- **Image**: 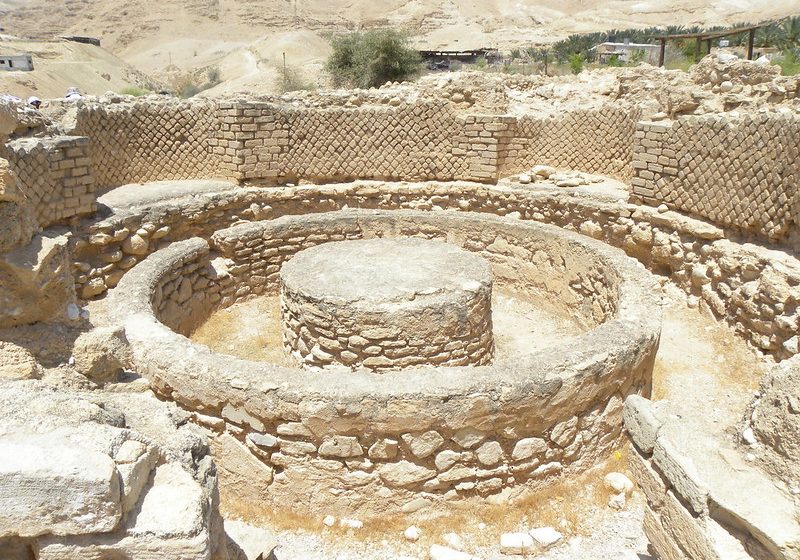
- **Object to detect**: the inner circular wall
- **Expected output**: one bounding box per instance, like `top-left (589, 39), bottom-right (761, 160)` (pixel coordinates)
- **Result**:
top-left (109, 209), bottom-right (662, 517)
top-left (279, 238), bottom-right (494, 370)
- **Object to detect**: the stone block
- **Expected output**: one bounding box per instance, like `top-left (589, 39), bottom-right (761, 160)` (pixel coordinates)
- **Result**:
top-left (653, 436), bottom-right (709, 515)
top-left (623, 395), bottom-right (663, 453)
top-left (0, 435), bottom-right (122, 538)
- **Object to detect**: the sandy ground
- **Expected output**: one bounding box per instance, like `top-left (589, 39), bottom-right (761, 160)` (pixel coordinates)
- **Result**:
top-left (190, 289), bottom-right (584, 366)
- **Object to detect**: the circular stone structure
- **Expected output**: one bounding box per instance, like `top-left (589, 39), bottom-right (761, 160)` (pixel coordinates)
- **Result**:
top-left (279, 238), bottom-right (494, 370)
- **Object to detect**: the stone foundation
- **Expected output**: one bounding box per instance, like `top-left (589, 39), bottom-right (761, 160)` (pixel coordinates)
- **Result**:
top-left (106, 209), bottom-right (661, 516)
top-left (279, 238), bottom-right (494, 371)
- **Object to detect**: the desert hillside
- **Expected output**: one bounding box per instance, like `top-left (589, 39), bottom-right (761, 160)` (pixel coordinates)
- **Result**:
top-left (0, 0), bottom-right (796, 97)
top-left (0, 37), bottom-right (163, 99)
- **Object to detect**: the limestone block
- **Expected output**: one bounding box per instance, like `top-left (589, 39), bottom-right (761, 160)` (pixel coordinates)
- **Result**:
top-left (71, 326), bottom-right (133, 383)
top-left (0, 341), bottom-right (42, 381)
top-left (368, 438), bottom-right (398, 460)
top-left (511, 437), bottom-right (547, 462)
top-left (377, 461), bottom-right (436, 487)
top-left (652, 436), bottom-right (709, 515)
top-left (0, 231), bottom-right (75, 327)
top-left (36, 463), bottom-right (212, 560)
top-left (318, 436), bottom-right (363, 458)
top-left (623, 395), bottom-right (664, 453)
top-left (402, 431), bottom-right (445, 459)
top-left (0, 434), bottom-right (122, 538)
top-left (0, 200), bottom-right (36, 253)
top-left (500, 532), bottom-right (534, 554)
top-left (115, 440), bottom-right (160, 513)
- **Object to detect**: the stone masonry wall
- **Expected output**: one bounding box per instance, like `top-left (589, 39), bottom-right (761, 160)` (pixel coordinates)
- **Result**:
top-left (109, 211), bottom-right (659, 516)
top-left (631, 114), bottom-right (800, 243)
top-left (624, 395), bottom-right (800, 560)
top-left (212, 101), bottom-right (516, 183)
top-left (503, 105), bottom-right (641, 180)
top-left (5, 136), bottom-right (96, 227)
top-left (77, 181), bottom-right (800, 359)
top-left (73, 100), bottom-right (221, 192)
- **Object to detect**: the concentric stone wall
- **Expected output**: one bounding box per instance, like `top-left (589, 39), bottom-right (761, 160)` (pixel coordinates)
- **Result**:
top-left (5, 98), bottom-right (795, 250)
top-left (108, 209), bottom-right (660, 516)
top-left (631, 113), bottom-right (800, 242)
top-left (77, 181), bottom-right (800, 359)
top-left (73, 100), bottom-right (221, 192)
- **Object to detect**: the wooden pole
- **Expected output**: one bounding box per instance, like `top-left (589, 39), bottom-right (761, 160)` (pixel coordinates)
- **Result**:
top-left (695, 37), bottom-right (702, 62)
top-left (658, 38), bottom-right (666, 67)
top-left (747, 28), bottom-right (755, 60)
top-left (706, 39), bottom-right (712, 55)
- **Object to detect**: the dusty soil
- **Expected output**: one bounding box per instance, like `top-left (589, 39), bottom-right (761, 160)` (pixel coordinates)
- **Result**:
top-left (190, 289), bottom-right (584, 367)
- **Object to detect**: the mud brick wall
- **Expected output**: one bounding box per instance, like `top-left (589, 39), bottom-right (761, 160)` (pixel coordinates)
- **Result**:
top-left (631, 114), bottom-right (800, 243)
top-left (212, 101), bottom-right (516, 183)
top-left (503, 105), bottom-right (641, 180)
top-left (73, 100), bottom-right (222, 192)
top-left (5, 136), bottom-right (96, 227)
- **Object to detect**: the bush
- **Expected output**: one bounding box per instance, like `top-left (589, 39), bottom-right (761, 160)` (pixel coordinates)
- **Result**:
top-left (568, 53), bottom-right (584, 74)
top-left (774, 49), bottom-right (800, 75)
top-left (118, 86), bottom-right (150, 97)
top-left (174, 66), bottom-right (222, 98)
top-left (277, 64), bottom-right (314, 93)
top-left (326, 29), bottom-right (421, 88)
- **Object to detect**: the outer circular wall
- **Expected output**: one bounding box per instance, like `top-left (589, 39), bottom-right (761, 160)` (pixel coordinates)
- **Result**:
top-left (109, 209), bottom-right (662, 517)
top-left (280, 238), bottom-right (494, 370)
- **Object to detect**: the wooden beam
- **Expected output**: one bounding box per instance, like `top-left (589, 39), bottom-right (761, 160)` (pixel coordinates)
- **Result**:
top-left (658, 38), bottom-right (666, 67)
top-left (747, 28), bottom-right (756, 60)
top-left (695, 37), bottom-right (702, 62)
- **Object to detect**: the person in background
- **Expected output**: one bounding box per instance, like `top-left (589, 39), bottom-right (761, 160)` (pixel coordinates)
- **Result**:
top-left (27, 96), bottom-right (41, 109)
top-left (65, 87), bottom-right (82, 100)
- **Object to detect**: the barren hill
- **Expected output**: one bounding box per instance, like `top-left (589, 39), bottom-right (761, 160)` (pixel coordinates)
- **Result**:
top-left (0, 0), bottom-right (796, 97)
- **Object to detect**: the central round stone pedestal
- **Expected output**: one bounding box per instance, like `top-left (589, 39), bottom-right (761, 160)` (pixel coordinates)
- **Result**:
top-left (279, 238), bottom-right (494, 370)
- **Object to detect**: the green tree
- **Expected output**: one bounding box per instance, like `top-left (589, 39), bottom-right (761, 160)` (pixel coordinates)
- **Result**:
top-left (326, 29), bottom-right (421, 88)
top-left (568, 53), bottom-right (584, 74)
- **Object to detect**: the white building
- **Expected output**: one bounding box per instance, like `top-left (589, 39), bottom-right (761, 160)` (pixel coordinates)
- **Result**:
top-left (0, 54), bottom-right (33, 71)
top-left (592, 41), bottom-right (660, 65)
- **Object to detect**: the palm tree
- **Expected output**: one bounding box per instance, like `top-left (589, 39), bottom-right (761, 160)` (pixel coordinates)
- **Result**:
top-left (781, 16), bottom-right (800, 49)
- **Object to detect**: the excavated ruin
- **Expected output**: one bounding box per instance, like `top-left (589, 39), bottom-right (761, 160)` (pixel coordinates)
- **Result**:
top-left (0, 53), bottom-right (799, 560)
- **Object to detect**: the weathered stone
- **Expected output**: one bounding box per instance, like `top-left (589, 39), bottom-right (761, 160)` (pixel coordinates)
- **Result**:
top-left (451, 427), bottom-right (486, 449)
top-left (0, 435), bottom-right (122, 538)
top-left (377, 461), bottom-right (436, 487)
top-left (511, 437), bottom-right (547, 461)
top-left (475, 441), bottom-right (503, 466)
top-left (71, 326), bottom-right (132, 383)
top-left (402, 430), bottom-right (445, 459)
top-left (368, 438), bottom-right (398, 460)
top-left (624, 395), bottom-right (664, 453)
top-left (318, 435), bottom-right (363, 458)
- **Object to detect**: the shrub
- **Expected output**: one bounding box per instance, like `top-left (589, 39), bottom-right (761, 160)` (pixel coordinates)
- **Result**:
top-left (174, 66), bottom-right (222, 98)
top-left (277, 64), bottom-right (314, 93)
top-left (774, 49), bottom-right (800, 76)
top-left (568, 53), bottom-right (584, 74)
top-left (326, 29), bottom-right (421, 88)
top-left (118, 86), bottom-right (150, 97)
